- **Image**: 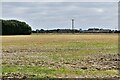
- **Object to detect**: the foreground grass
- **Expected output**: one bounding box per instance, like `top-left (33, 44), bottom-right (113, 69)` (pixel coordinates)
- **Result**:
top-left (2, 33), bottom-right (119, 78)
top-left (2, 65), bottom-right (118, 78)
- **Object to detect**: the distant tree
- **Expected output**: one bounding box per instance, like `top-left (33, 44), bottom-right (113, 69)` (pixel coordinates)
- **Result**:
top-left (56, 29), bottom-right (60, 33)
top-left (0, 19), bottom-right (32, 35)
top-left (40, 29), bottom-right (44, 33)
top-left (36, 29), bottom-right (39, 33)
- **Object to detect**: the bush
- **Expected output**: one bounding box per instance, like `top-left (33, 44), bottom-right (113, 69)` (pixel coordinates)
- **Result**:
top-left (0, 19), bottom-right (32, 35)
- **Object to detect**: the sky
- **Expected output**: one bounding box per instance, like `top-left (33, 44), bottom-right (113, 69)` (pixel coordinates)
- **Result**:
top-left (1, 0), bottom-right (119, 30)
top-left (1, 0), bottom-right (119, 2)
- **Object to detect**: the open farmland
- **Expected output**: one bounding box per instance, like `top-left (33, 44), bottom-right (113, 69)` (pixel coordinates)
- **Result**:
top-left (1, 34), bottom-right (119, 78)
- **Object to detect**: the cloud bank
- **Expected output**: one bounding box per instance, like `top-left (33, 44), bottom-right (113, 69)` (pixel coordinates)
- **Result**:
top-left (2, 2), bottom-right (118, 30)
top-left (1, 0), bottom-right (119, 2)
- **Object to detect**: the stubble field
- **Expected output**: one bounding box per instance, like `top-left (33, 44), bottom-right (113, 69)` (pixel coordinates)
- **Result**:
top-left (1, 33), bottom-right (119, 78)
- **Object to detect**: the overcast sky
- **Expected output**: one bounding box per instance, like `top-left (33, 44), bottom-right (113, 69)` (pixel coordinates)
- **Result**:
top-left (2, 2), bottom-right (118, 30)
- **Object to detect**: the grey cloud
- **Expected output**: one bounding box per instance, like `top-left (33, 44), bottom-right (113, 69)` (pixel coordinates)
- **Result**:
top-left (2, 2), bottom-right (118, 30)
top-left (2, 0), bottom-right (119, 2)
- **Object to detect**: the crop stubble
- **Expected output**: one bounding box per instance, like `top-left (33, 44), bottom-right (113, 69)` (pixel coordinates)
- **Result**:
top-left (1, 34), bottom-right (119, 78)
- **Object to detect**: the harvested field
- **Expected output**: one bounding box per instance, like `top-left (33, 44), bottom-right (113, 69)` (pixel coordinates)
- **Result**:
top-left (1, 34), bottom-right (119, 78)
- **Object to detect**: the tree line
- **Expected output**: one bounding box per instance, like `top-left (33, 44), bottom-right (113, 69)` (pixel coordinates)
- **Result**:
top-left (32, 28), bottom-right (120, 33)
top-left (0, 19), bottom-right (32, 35)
